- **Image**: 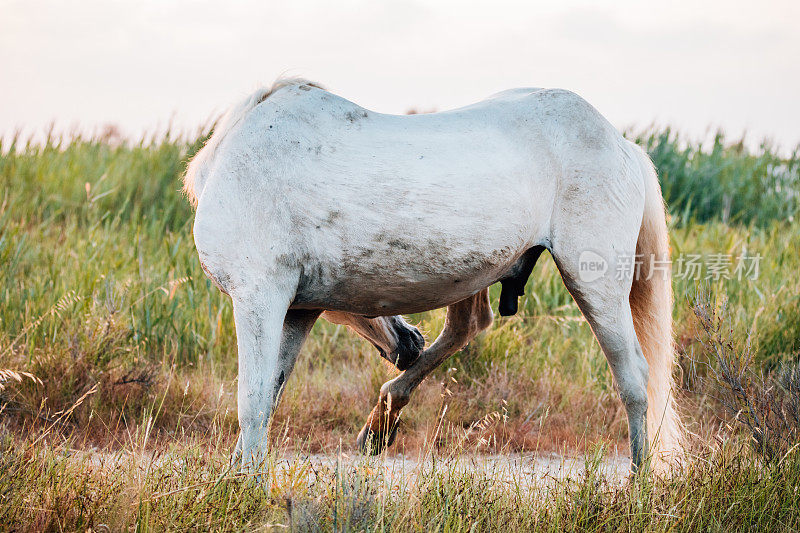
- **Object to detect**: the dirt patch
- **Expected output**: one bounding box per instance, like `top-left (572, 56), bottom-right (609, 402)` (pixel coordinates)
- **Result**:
top-left (76, 448), bottom-right (631, 490)
top-left (286, 452), bottom-right (631, 489)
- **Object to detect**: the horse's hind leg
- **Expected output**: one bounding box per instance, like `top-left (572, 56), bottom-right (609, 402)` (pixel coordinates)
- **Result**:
top-left (550, 223), bottom-right (650, 470)
top-left (231, 286), bottom-right (321, 471)
top-left (357, 288), bottom-right (493, 454)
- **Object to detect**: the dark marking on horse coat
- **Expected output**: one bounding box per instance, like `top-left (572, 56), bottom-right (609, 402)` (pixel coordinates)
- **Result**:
top-left (273, 370), bottom-right (286, 401)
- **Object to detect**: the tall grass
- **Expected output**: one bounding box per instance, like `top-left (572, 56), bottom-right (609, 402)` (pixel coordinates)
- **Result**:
top-left (633, 129), bottom-right (800, 227)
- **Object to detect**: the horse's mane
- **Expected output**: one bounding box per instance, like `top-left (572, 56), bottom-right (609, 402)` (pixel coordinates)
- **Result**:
top-left (182, 77), bottom-right (324, 207)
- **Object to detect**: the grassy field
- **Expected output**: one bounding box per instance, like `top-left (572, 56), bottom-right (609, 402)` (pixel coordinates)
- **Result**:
top-left (1, 128), bottom-right (800, 530)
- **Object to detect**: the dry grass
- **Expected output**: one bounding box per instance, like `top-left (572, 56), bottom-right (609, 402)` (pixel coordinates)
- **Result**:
top-left (2, 425), bottom-right (800, 531)
top-left (692, 291), bottom-right (800, 463)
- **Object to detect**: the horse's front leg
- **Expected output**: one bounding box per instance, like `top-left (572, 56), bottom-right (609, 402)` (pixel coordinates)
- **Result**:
top-left (322, 311), bottom-right (424, 370)
top-left (357, 288), bottom-right (493, 453)
top-left (231, 286), bottom-right (320, 471)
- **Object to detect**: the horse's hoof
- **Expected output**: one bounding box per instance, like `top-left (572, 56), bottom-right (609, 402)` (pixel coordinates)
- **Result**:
top-left (393, 327), bottom-right (425, 371)
top-left (356, 423), bottom-right (398, 455)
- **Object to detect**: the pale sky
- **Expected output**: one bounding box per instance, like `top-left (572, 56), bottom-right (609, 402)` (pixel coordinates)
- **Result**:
top-left (2, 0), bottom-right (799, 149)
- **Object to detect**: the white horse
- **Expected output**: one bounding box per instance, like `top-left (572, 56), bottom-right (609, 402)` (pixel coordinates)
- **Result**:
top-left (184, 78), bottom-right (683, 473)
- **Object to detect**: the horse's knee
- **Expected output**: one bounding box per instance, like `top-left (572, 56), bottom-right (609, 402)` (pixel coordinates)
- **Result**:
top-left (383, 378), bottom-right (411, 409)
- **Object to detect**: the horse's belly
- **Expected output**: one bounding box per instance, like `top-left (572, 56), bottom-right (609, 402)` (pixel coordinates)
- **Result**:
top-left (293, 274), bottom-right (496, 315)
top-left (288, 180), bottom-right (549, 314)
top-left (292, 238), bottom-right (527, 315)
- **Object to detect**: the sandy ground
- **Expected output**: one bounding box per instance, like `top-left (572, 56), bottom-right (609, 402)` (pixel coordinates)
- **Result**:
top-left (75, 448), bottom-right (631, 490)
top-left (275, 452), bottom-right (632, 489)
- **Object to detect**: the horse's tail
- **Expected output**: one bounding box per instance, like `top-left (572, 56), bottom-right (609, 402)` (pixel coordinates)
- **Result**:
top-left (182, 78), bottom-right (323, 207)
top-left (627, 141), bottom-right (684, 469)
